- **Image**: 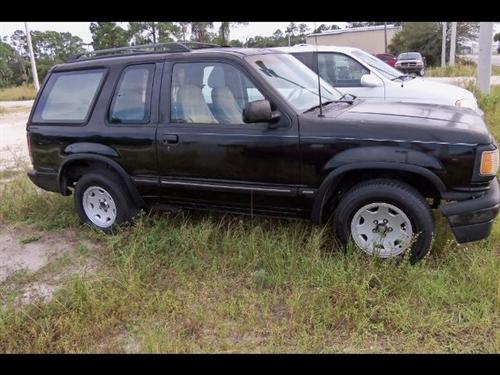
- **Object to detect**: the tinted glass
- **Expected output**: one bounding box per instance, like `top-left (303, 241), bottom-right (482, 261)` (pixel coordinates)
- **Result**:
top-left (34, 70), bottom-right (104, 122)
top-left (318, 53), bottom-right (369, 87)
top-left (109, 65), bottom-right (154, 123)
top-left (171, 62), bottom-right (266, 125)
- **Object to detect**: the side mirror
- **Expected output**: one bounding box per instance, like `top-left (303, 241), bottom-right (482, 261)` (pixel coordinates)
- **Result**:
top-left (243, 100), bottom-right (280, 125)
top-left (360, 74), bottom-right (383, 88)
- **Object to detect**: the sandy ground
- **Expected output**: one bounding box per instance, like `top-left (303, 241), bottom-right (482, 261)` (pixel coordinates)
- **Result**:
top-left (0, 101), bottom-right (32, 171)
top-left (1, 100), bottom-right (98, 307)
top-left (0, 225), bottom-right (97, 306)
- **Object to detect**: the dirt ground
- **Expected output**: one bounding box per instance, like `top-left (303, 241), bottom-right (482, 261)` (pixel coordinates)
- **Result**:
top-left (0, 225), bottom-right (97, 307)
top-left (1, 100), bottom-right (98, 307)
top-left (0, 101), bottom-right (32, 170)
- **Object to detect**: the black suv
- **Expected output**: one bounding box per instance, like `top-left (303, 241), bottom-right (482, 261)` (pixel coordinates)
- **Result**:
top-left (27, 42), bottom-right (499, 263)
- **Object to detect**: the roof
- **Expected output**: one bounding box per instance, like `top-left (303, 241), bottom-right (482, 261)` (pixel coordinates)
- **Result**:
top-left (271, 45), bottom-right (360, 54)
top-left (307, 24), bottom-right (401, 38)
top-left (64, 42), bottom-right (282, 65)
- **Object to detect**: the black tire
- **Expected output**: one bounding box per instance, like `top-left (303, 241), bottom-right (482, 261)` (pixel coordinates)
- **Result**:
top-left (74, 170), bottom-right (137, 233)
top-left (333, 178), bottom-right (434, 263)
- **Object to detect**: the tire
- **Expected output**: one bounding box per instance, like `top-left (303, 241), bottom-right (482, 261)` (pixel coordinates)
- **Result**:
top-left (333, 179), bottom-right (434, 263)
top-left (418, 68), bottom-right (425, 76)
top-left (74, 171), bottom-right (137, 233)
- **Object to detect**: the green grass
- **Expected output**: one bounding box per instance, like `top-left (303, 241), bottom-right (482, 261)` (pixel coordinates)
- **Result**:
top-left (426, 63), bottom-right (500, 77)
top-left (0, 85), bottom-right (36, 101)
top-left (0, 87), bottom-right (499, 353)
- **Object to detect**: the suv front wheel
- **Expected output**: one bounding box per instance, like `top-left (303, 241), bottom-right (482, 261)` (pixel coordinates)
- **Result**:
top-left (333, 178), bottom-right (434, 263)
top-left (74, 171), bottom-right (137, 232)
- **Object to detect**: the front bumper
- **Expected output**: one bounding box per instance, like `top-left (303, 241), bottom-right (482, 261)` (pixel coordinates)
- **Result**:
top-left (440, 178), bottom-right (499, 243)
top-left (396, 65), bottom-right (424, 73)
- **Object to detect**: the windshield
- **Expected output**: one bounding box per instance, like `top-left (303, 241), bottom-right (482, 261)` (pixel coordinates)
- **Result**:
top-left (351, 49), bottom-right (404, 80)
top-left (245, 53), bottom-right (342, 112)
top-left (398, 52), bottom-right (421, 60)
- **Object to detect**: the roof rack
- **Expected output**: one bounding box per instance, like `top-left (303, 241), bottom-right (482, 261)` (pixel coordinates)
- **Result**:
top-left (67, 41), bottom-right (222, 62)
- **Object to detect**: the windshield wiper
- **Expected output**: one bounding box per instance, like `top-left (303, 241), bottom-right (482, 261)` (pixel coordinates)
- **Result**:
top-left (303, 94), bottom-right (356, 113)
top-left (303, 100), bottom-right (337, 113)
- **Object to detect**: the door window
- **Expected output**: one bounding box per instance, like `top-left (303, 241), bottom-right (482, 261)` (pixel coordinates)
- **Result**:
top-left (170, 62), bottom-right (266, 125)
top-left (109, 64), bottom-right (154, 124)
top-left (318, 53), bottom-right (369, 87)
top-left (33, 69), bottom-right (105, 123)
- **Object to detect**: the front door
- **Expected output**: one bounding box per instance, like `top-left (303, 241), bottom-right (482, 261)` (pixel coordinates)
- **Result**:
top-left (317, 52), bottom-right (385, 99)
top-left (157, 59), bottom-right (302, 215)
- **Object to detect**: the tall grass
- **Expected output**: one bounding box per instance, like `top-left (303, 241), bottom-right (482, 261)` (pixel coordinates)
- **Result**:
top-left (0, 85), bottom-right (36, 101)
top-left (426, 63), bottom-right (500, 77)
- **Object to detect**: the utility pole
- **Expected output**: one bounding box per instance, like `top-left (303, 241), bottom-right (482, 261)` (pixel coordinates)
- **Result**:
top-left (477, 22), bottom-right (493, 94)
top-left (24, 22), bottom-right (39, 92)
top-left (384, 22), bottom-right (387, 53)
top-left (449, 22), bottom-right (457, 66)
top-left (441, 22), bottom-right (447, 66)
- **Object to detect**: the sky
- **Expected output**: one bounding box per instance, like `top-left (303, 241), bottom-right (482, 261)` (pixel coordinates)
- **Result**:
top-left (1, 22), bottom-right (499, 45)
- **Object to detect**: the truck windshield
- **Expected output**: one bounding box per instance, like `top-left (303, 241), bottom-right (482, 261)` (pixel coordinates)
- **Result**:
top-left (398, 52), bottom-right (421, 60)
top-left (245, 53), bottom-right (342, 112)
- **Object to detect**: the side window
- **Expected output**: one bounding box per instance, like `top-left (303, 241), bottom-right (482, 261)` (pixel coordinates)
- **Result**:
top-left (109, 64), bottom-right (154, 124)
top-left (318, 53), bottom-right (369, 87)
top-left (33, 69), bottom-right (105, 123)
top-left (170, 62), bottom-right (267, 125)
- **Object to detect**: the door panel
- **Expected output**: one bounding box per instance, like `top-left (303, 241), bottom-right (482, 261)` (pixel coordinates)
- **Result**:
top-left (157, 60), bottom-right (302, 213)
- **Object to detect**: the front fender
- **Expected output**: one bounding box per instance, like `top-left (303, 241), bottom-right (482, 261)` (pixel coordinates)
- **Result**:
top-left (311, 155), bottom-right (447, 225)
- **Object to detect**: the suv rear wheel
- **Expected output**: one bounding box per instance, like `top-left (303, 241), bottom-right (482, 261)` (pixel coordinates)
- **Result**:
top-left (333, 178), bottom-right (434, 263)
top-left (74, 171), bottom-right (136, 232)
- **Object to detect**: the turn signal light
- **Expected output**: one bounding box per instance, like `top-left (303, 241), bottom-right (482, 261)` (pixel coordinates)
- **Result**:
top-left (480, 149), bottom-right (499, 176)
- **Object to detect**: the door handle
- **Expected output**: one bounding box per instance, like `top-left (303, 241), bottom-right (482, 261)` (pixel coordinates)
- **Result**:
top-left (162, 134), bottom-right (179, 144)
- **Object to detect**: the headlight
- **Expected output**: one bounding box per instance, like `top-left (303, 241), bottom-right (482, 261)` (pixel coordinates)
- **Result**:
top-left (455, 98), bottom-right (478, 111)
top-left (480, 149), bottom-right (499, 176)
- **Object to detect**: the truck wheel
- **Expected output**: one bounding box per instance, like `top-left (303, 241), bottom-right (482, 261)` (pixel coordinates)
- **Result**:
top-left (333, 179), bottom-right (434, 263)
top-left (74, 171), bottom-right (136, 232)
top-left (418, 68), bottom-right (425, 76)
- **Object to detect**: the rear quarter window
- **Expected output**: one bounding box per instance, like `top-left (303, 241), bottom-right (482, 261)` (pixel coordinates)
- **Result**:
top-left (32, 69), bottom-right (105, 124)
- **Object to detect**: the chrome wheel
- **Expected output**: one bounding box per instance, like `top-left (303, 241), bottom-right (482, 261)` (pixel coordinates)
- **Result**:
top-left (82, 186), bottom-right (117, 228)
top-left (350, 202), bottom-right (413, 257)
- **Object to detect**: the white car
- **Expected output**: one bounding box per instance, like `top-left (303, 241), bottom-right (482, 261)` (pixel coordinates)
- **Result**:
top-left (272, 45), bottom-right (481, 115)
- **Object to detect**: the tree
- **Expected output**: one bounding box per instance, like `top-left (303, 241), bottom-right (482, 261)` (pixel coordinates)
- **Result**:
top-left (312, 24), bottom-right (340, 33)
top-left (0, 40), bottom-right (18, 86)
top-left (285, 22), bottom-right (298, 38)
top-left (217, 22), bottom-right (248, 45)
top-left (128, 22), bottom-right (181, 45)
top-left (190, 22), bottom-right (214, 43)
top-left (7, 29), bottom-right (85, 82)
top-left (298, 23), bottom-right (310, 36)
top-left (90, 22), bottom-right (129, 50)
top-left (389, 22), bottom-right (479, 66)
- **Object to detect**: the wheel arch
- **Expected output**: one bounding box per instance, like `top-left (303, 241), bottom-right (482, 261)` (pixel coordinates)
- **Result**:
top-left (311, 162), bottom-right (446, 225)
top-left (58, 153), bottom-right (145, 208)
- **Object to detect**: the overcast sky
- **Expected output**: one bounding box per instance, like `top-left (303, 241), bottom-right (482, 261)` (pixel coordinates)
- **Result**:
top-left (1, 22), bottom-right (499, 44)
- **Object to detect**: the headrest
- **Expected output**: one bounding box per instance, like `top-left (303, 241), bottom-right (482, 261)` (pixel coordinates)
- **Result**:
top-left (207, 65), bottom-right (226, 89)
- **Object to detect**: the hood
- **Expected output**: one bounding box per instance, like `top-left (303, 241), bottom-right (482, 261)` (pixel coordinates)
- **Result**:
top-left (319, 100), bottom-right (493, 145)
top-left (390, 77), bottom-right (475, 102)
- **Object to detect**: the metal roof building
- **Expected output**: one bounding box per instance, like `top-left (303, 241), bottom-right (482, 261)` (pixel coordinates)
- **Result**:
top-left (306, 24), bottom-right (402, 54)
